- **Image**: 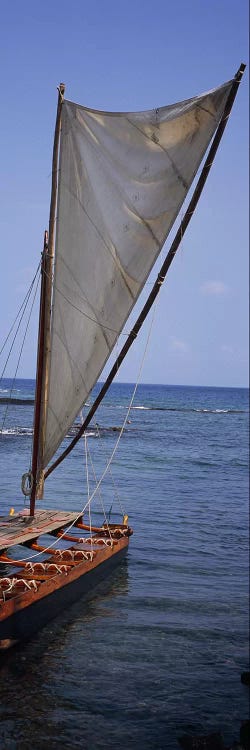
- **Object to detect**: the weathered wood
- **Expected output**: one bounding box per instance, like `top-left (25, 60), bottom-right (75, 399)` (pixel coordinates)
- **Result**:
top-left (0, 509), bottom-right (78, 550)
top-left (30, 231), bottom-right (48, 515)
top-left (32, 83), bottom-right (65, 507)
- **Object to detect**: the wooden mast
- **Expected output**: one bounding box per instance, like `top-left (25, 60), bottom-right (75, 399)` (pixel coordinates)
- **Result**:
top-left (30, 83), bottom-right (65, 515)
top-left (29, 231), bottom-right (48, 516)
top-left (44, 63), bottom-right (245, 481)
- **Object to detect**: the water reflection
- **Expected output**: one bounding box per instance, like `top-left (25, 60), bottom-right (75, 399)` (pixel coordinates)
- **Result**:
top-left (0, 561), bottom-right (129, 749)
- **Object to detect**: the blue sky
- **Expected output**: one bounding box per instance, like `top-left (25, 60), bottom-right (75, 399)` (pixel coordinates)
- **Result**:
top-left (0, 0), bottom-right (248, 387)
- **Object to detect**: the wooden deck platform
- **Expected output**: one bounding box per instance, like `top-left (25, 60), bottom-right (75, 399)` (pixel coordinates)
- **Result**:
top-left (0, 509), bottom-right (78, 550)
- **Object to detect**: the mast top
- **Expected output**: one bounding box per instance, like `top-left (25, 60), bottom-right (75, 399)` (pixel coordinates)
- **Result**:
top-left (58, 82), bottom-right (65, 100)
top-left (235, 63), bottom-right (246, 78)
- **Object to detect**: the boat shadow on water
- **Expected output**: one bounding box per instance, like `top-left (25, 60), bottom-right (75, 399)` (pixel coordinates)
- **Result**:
top-left (0, 561), bottom-right (132, 747)
top-left (0, 557), bottom-right (130, 667)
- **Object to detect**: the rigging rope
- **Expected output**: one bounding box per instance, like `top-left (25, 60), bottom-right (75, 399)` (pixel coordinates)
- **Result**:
top-left (84, 434), bottom-right (94, 559)
top-left (0, 270), bottom-right (41, 434)
top-left (0, 297), bottom-right (158, 566)
top-left (95, 422), bottom-right (125, 517)
top-left (0, 262), bottom-right (41, 359)
top-left (84, 437), bottom-right (114, 546)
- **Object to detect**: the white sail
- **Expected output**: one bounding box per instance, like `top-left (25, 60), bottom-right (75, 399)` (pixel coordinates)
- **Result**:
top-left (42, 80), bottom-right (232, 468)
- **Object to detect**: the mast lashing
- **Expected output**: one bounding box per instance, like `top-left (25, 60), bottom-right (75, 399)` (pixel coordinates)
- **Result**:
top-left (44, 63), bottom-right (245, 480)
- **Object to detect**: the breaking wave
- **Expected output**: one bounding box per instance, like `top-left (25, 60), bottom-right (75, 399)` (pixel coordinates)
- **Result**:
top-left (0, 425), bottom-right (127, 438)
top-left (129, 405), bottom-right (246, 414)
top-left (0, 427), bottom-right (33, 436)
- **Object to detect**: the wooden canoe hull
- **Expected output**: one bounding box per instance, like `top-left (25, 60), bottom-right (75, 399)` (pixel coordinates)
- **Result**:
top-left (0, 537), bottom-right (129, 650)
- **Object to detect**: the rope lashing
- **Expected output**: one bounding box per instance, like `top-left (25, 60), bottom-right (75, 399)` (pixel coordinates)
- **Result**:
top-left (157, 274), bottom-right (165, 286)
top-left (25, 562), bottom-right (70, 575)
top-left (54, 549), bottom-right (74, 560)
top-left (0, 577), bottom-right (39, 601)
top-left (54, 549), bottom-right (94, 561)
top-left (74, 550), bottom-right (93, 560)
top-left (84, 537), bottom-right (114, 547)
top-left (109, 528), bottom-right (128, 538)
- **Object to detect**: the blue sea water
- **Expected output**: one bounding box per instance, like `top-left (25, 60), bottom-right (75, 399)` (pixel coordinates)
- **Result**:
top-left (0, 378), bottom-right (249, 749)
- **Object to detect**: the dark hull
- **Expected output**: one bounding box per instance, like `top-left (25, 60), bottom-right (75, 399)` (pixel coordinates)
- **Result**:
top-left (0, 544), bottom-right (127, 650)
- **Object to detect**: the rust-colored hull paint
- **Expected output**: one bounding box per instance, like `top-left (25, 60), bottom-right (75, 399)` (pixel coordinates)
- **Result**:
top-left (0, 536), bottom-right (129, 650)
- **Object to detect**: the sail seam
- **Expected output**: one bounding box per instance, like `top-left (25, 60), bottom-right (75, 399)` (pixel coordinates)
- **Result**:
top-left (67, 112), bottom-right (163, 256)
top-left (43, 265), bottom-right (132, 336)
top-left (125, 116), bottom-right (189, 190)
top-left (59, 178), bottom-right (138, 298)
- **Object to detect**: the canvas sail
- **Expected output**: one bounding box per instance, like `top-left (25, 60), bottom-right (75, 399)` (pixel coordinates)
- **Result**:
top-left (41, 80), bottom-right (232, 469)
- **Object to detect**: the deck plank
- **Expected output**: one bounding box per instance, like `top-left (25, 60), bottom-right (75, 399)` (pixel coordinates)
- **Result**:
top-left (0, 509), bottom-right (78, 549)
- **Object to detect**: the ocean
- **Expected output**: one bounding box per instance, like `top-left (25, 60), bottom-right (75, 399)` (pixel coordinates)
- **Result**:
top-left (0, 379), bottom-right (249, 749)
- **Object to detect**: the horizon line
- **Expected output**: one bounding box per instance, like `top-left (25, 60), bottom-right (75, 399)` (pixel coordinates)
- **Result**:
top-left (0, 377), bottom-right (248, 390)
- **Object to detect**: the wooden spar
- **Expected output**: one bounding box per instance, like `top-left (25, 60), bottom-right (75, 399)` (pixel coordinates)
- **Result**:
top-left (30, 83), bottom-right (65, 511)
top-left (30, 232), bottom-right (48, 516)
top-left (44, 63), bottom-right (245, 481)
